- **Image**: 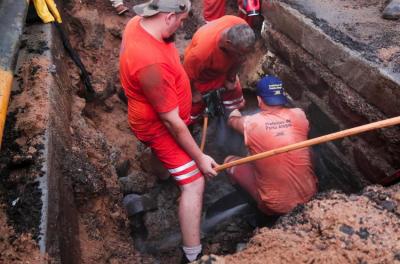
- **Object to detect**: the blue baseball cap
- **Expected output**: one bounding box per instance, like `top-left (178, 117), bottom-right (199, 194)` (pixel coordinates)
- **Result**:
top-left (256, 76), bottom-right (288, 106)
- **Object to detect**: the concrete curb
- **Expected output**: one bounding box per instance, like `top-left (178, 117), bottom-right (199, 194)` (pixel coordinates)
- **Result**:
top-left (4, 10), bottom-right (81, 264)
top-left (263, 0), bottom-right (400, 117)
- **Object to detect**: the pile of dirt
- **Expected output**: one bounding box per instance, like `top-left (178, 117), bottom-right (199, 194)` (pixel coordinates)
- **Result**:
top-left (205, 184), bottom-right (400, 264)
top-left (0, 205), bottom-right (44, 263)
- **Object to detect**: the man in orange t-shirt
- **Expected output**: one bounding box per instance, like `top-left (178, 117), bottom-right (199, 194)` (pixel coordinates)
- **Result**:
top-left (120, 0), bottom-right (217, 262)
top-left (225, 76), bottom-right (317, 215)
top-left (183, 15), bottom-right (255, 122)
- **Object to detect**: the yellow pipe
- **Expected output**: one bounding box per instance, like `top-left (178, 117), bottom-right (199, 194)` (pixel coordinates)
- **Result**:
top-left (0, 68), bottom-right (13, 149)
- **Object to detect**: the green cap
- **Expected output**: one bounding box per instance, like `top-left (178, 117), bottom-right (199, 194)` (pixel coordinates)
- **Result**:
top-left (133, 0), bottom-right (191, 17)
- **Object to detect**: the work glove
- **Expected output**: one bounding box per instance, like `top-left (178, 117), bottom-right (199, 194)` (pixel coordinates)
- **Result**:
top-left (32, 0), bottom-right (62, 24)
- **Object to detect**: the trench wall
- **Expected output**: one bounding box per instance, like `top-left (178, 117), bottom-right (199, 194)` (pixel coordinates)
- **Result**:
top-left (45, 22), bottom-right (81, 264)
top-left (1, 4), bottom-right (81, 263)
top-left (260, 0), bottom-right (400, 189)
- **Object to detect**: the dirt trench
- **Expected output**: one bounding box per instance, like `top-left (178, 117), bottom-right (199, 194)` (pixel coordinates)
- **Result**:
top-left (0, 0), bottom-right (399, 263)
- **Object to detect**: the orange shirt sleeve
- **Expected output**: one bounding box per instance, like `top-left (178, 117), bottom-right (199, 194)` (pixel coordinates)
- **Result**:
top-left (137, 63), bottom-right (178, 114)
top-left (183, 52), bottom-right (203, 81)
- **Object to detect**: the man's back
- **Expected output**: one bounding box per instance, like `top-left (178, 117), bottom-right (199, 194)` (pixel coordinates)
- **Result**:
top-left (120, 16), bottom-right (192, 141)
top-left (183, 15), bottom-right (246, 92)
top-left (243, 107), bottom-right (317, 214)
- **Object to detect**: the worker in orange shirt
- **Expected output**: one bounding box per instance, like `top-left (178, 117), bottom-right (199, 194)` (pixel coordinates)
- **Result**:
top-left (119, 0), bottom-right (218, 262)
top-left (183, 15), bottom-right (256, 123)
top-left (225, 76), bottom-right (318, 215)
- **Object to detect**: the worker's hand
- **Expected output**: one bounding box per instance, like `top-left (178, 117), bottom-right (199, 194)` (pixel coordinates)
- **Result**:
top-left (196, 154), bottom-right (219, 179)
top-left (224, 79), bottom-right (236, 91)
top-left (228, 109), bottom-right (242, 119)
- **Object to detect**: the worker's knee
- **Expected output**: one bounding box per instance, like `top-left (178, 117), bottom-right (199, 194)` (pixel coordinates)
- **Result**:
top-left (180, 176), bottom-right (205, 196)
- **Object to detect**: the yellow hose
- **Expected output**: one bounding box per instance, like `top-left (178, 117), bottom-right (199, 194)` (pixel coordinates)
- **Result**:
top-left (0, 68), bottom-right (13, 149)
top-left (32, 0), bottom-right (62, 23)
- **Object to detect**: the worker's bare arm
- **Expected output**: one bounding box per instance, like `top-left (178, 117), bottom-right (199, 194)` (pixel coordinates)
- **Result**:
top-left (138, 64), bottom-right (218, 177)
top-left (228, 109), bottom-right (245, 134)
top-left (159, 108), bottom-right (218, 178)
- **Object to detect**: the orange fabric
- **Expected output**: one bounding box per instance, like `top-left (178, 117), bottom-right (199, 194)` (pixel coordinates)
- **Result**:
top-left (220, 78), bottom-right (245, 110)
top-left (120, 16), bottom-right (192, 142)
top-left (241, 107), bottom-right (317, 214)
top-left (183, 15), bottom-right (247, 94)
top-left (203, 0), bottom-right (226, 22)
top-left (147, 133), bottom-right (202, 185)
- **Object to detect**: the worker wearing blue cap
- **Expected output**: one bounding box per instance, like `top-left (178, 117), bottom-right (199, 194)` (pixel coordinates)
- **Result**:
top-left (224, 75), bottom-right (317, 215)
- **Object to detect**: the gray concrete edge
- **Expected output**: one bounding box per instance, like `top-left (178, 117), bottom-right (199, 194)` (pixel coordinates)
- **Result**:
top-left (0, 0), bottom-right (29, 71)
top-left (33, 22), bottom-right (81, 264)
top-left (262, 0), bottom-right (400, 117)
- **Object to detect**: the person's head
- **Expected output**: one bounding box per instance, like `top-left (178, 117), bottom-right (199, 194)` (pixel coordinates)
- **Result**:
top-left (133, 0), bottom-right (191, 42)
top-left (220, 24), bottom-right (256, 61)
top-left (256, 75), bottom-right (288, 108)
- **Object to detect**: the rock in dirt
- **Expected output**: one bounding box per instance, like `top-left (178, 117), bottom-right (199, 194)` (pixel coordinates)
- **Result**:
top-left (356, 227), bottom-right (370, 240)
top-left (382, 0), bottom-right (400, 20)
top-left (123, 193), bottom-right (158, 216)
top-left (116, 159), bottom-right (130, 178)
top-left (339, 224), bottom-right (354, 236)
top-left (119, 170), bottom-right (152, 194)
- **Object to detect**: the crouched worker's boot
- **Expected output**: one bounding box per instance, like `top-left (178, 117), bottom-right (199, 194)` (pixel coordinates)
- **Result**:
top-left (115, 4), bottom-right (129, 15)
top-left (382, 0), bottom-right (400, 20)
top-left (181, 246), bottom-right (203, 264)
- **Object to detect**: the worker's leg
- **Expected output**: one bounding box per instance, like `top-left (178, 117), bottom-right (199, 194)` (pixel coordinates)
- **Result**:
top-left (221, 76), bottom-right (245, 111)
top-left (224, 155), bottom-right (258, 201)
top-left (109, 0), bottom-right (123, 7)
top-left (146, 133), bottom-right (204, 261)
top-left (179, 176), bottom-right (205, 246)
top-left (109, 0), bottom-right (128, 15)
top-left (203, 0), bottom-right (226, 22)
top-left (190, 101), bottom-right (206, 124)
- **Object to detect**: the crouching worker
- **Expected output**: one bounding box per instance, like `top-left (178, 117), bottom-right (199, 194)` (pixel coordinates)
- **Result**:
top-left (183, 15), bottom-right (255, 122)
top-left (119, 0), bottom-right (218, 262)
top-left (224, 76), bottom-right (318, 215)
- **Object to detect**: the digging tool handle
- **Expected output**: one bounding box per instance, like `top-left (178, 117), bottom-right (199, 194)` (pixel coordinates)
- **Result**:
top-left (216, 116), bottom-right (400, 172)
top-left (200, 115), bottom-right (209, 151)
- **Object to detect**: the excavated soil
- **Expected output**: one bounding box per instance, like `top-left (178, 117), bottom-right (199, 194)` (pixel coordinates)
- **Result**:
top-left (0, 0), bottom-right (399, 263)
top-left (0, 26), bottom-right (50, 262)
top-left (207, 184), bottom-right (400, 263)
top-left (0, 204), bottom-right (45, 263)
